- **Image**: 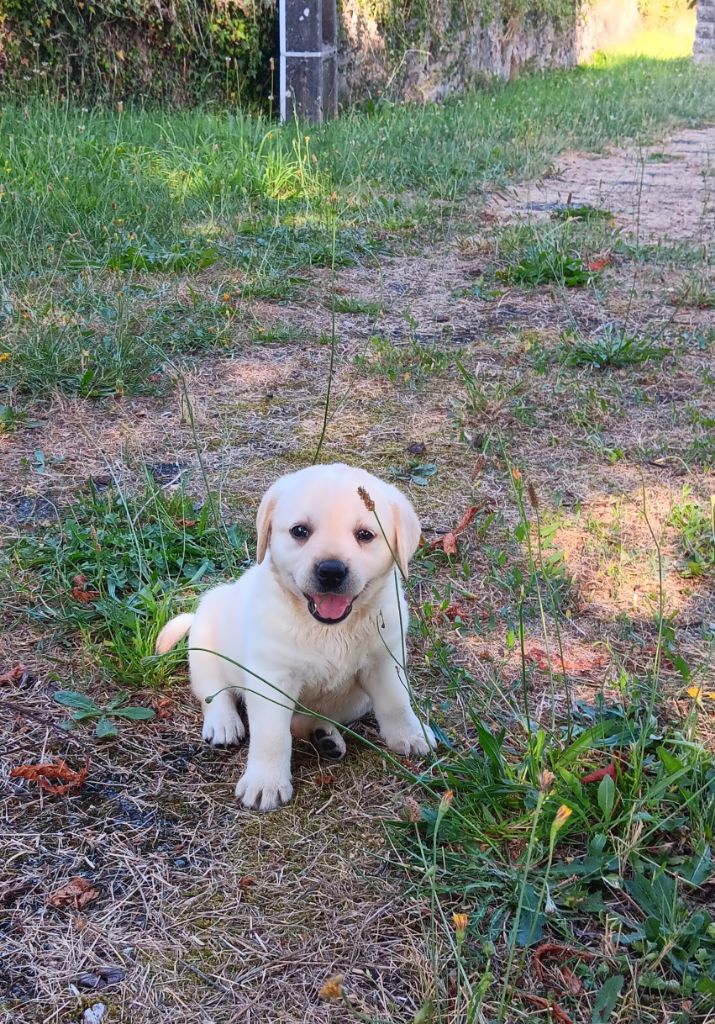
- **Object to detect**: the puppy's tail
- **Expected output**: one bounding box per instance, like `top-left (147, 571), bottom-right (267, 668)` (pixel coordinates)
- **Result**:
top-left (155, 613), bottom-right (195, 655)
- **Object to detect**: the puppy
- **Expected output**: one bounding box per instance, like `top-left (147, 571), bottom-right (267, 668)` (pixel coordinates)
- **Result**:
top-left (156, 463), bottom-right (435, 810)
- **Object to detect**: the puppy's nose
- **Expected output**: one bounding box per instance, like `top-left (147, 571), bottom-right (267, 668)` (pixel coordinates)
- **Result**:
top-left (316, 559), bottom-right (349, 589)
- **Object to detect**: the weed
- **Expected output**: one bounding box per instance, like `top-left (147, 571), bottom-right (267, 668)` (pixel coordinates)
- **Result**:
top-left (246, 320), bottom-right (312, 345)
top-left (497, 229), bottom-right (595, 288)
top-left (355, 332), bottom-right (451, 387)
top-left (558, 325), bottom-right (670, 369)
top-left (394, 701), bottom-right (715, 1009)
top-left (1, 321), bottom-right (165, 399)
top-left (673, 272), bottom-right (715, 310)
top-left (330, 296), bottom-right (385, 316)
top-left (105, 237), bottom-right (219, 274)
top-left (668, 491), bottom-right (715, 578)
top-left (6, 482), bottom-right (249, 684)
top-left (53, 688), bottom-right (155, 739)
top-left (551, 203), bottom-right (614, 223)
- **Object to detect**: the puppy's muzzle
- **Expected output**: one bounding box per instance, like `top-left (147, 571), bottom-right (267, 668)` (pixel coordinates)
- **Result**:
top-left (306, 559), bottom-right (354, 624)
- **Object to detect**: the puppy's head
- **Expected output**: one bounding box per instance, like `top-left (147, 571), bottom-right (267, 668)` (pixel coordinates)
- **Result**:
top-left (255, 464), bottom-right (420, 625)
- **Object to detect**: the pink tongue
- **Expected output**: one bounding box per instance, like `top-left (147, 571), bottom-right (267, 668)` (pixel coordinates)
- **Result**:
top-left (311, 593), bottom-right (352, 620)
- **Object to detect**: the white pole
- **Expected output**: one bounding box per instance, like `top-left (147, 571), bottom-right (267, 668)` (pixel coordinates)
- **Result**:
top-left (279, 0), bottom-right (287, 122)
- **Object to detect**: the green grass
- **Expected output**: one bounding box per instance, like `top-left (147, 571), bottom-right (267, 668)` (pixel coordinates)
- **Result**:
top-left (5, 481), bottom-right (250, 684)
top-left (557, 326), bottom-right (671, 370)
top-left (1, 56), bottom-right (714, 281)
top-left (668, 491), bottom-right (715, 578)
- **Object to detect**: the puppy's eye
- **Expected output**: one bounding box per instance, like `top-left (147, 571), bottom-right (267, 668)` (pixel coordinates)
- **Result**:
top-left (289, 524), bottom-right (311, 541)
top-left (355, 529), bottom-right (375, 543)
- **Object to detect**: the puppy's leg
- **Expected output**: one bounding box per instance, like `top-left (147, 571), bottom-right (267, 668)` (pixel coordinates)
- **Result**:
top-left (236, 689), bottom-right (294, 810)
top-left (291, 685), bottom-right (371, 761)
top-left (359, 660), bottom-right (435, 757)
top-left (189, 650), bottom-right (245, 746)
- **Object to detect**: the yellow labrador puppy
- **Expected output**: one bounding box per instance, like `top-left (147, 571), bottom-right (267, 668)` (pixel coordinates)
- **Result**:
top-left (156, 463), bottom-right (435, 810)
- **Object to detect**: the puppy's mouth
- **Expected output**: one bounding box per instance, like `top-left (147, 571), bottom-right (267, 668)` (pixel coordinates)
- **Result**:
top-left (306, 592), bottom-right (354, 625)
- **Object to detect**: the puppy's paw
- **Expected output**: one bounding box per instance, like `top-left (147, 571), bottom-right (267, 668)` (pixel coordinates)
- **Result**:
top-left (202, 703), bottom-right (246, 746)
top-left (311, 724), bottom-right (347, 761)
top-left (384, 720), bottom-right (436, 758)
top-left (235, 768), bottom-right (293, 811)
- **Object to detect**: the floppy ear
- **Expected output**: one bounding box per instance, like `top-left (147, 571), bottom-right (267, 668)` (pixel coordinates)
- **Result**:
top-left (391, 491), bottom-right (422, 578)
top-left (255, 481), bottom-right (281, 563)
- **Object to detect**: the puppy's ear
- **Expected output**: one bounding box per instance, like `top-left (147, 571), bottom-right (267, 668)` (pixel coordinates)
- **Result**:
top-left (255, 481), bottom-right (281, 563)
top-left (391, 491), bottom-right (422, 578)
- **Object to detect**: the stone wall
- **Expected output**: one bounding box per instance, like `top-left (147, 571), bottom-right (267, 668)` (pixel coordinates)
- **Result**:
top-left (337, 0), bottom-right (641, 104)
top-left (694, 0), bottom-right (715, 62)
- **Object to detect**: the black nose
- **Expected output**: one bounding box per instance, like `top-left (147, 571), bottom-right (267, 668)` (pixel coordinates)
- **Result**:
top-left (315, 560), bottom-right (349, 589)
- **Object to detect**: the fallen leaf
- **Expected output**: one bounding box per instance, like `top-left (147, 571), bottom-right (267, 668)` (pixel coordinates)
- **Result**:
top-left (428, 505), bottom-right (478, 554)
top-left (406, 442), bottom-right (427, 455)
top-left (470, 455), bottom-right (486, 480)
top-left (581, 762), bottom-right (617, 785)
top-left (442, 600), bottom-right (471, 623)
top-left (518, 993), bottom-right (573, 1024)
top-left (48, 877), bottom-right (99, 910)
top-left (11, 758), bottom-right (89, 795)
top-left (0, 663), bottom-right (34, 686)
top-left (154, 697), bottom-right (173, 720)
top-left (532, 942), bottom-right (598, 998)
top-left (314, 773), bottom-right (336, 787)
top-left (587, 256), bottom-right (612, 272)
top-left (404, 797), bottom-right (422, 822)
top-left (76, 967), bottom-right (125, 991)
top-left (238, 876), bottom-right (256, 889)
top-left (525, 645), bottom-right (608, 675)
top-left (562, 966), bottom-right (583, 996)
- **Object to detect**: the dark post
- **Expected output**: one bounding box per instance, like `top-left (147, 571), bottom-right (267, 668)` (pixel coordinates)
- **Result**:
top-left (280, 0), bottom-right (338, 122)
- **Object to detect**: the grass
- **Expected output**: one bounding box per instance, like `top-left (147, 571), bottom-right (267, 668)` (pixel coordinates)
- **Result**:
top-left (1, 56), bottom-right (714, 283)
top-left (1, 45), bottom-right (715, 1024)
top-left (5, 481), bottom-right (249, 685)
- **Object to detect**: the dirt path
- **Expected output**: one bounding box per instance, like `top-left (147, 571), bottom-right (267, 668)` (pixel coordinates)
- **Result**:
top-left (1, 126), bottom-right (713, 1024)
top-left (493, 125), bottom-right (715, 240)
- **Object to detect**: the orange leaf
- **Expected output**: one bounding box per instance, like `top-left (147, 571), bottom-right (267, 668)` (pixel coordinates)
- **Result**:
top-left (587, 256), bottom-right (612, 272)
top-left (48, 877), bottom-right (99, 909)
top-left (11, 758), bottom-right (89, 795)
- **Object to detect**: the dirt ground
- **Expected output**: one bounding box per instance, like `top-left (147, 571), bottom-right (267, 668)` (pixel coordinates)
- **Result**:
top-left (1, 127), bottom-right (713, 1023)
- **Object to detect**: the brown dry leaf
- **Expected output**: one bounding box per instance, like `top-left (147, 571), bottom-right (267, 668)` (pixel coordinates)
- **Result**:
top-left (428, 505), bottom-right (479, 555)
top-left (519, 993), bottom-right (573, 1024)
top-left (314, 773), bottom-right (337, 787)
top-left (154, 697), bottom-right (173, 720)
top-left (238, 876), bottom-right (256, 889)
top-left (11, 758), bottom-right (89, 795)
top-left (470, 455), bottom-right (486, 480)
top-left (526, 645), bottom-right (608, 675)
top-left (0, 663), bottom-right (33, 686)
top-left (404, 797), bottom-right (422, 823)
top-left (48, 877), bottom-right (99, 910)
top-left (581, 762), bottom-right (618, 785)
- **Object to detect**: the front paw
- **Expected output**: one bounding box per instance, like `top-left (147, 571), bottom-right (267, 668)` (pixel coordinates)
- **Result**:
top-left (235, 767), bottom-right (293, 811)
top-left (384, 720), bottom-right (436, 757)
top-left (202, 702), bottom-right (245, 746)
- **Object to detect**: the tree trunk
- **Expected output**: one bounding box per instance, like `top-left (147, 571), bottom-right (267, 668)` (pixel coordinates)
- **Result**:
top-left (694, 0), bottom-right (715, 62)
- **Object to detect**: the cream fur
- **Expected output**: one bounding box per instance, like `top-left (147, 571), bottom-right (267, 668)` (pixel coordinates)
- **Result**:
top-left (155, 463), bottom-right (435, 810)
